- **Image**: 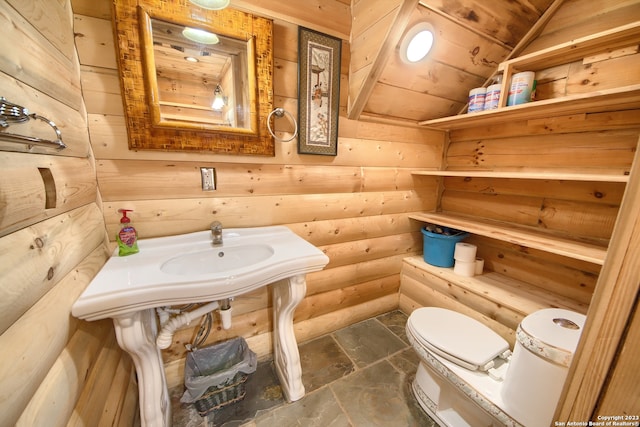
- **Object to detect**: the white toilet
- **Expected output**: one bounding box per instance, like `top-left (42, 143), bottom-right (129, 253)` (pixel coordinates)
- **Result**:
top-left (407, 307), bottom-right (586, 427)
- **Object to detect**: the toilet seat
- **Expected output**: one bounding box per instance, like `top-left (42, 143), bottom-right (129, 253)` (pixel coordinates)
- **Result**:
top-left (408, 307), bottom-right (510, 371)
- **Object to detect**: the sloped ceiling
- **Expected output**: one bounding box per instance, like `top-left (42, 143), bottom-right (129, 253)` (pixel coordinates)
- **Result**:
top-left (348, 0), bottom-right (559, 123)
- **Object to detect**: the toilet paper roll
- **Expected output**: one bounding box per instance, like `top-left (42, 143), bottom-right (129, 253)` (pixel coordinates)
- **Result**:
top-left (475, 258), bottom-right (484, 275)
top-left (454, 260), bottom-right (475, 277)
top-left (454, 242), bottom-right (477, 262)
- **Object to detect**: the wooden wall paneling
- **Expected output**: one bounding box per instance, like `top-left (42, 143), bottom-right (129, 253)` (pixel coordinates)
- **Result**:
top-left (86, 108), bottom-right (444, 165)
top-left (0, 247), bottom-right (109, 426)
top-left (566, 52), bottom-right (640, 95)
top-left (80, 66), bottom-right (124, 116)
top-left (294, 274), bottom-right (401, 322)
top-left (273, 20), bottom-right (298, 62)
top-left (446, 130), bottom-right (638, 173)
top-left (13, 322), bottom-right (113, 427)
top-left (67, 331), bottom-right (122, 426)
top-left (321, 232), bottom-right (422, 269)
top-left (86, 105), bottom-right (442, 166)
top-left (443, 176), bottom-right (626, 206)
top-left (231, 0), bottom-right (351, 40)
top-left (349, 4), bottom-right (399, 77)
top-left (114, 369), bottom-right (139, 427)
top-left (378, 52), bottom-right (486, 103)
top-left (98, 354), bottom-right (136, 427)
top-left (0, 73), bottom-right (91, 158)
top-left (449, 110), bottom-right (640, 142)
top-left (424, 0), bottom-right (550, 48)
top-left (348, 0), bottom-right (415, 119)
top-left (0, 153), bottom-right (97, 237)
top-left (0, 204), bottom-right (106, 334)
top-left (97, 161), bottom-right (429, 200)
top-left (539, 198), bottom-right (620, 239)
top-left (0, 2), bottom-right (82, 111)
top-left (287, 214), bottom-right (422, 246)
top-left (556, 137), bottom-right (640, 421)
top-left (522, 0), bottom-right (640, 55)
top-left (101, 191), bottom-right (436, 240)
top-left (441, 190), bottom-right (620, 241)
top-left (469, 236), bottom-right (598, 305)
top-left (365, 83), bottom-right (465, 122)
top-left (70, 0), bottom-right (111, 20)
top-left (594, 298), bottom-right (640, 416)
top-left (305, 254), bottom-right (409, 295)
top-left (6, 0), bottom-right (76, 62)
top-left (441, 189), bottom-right (544, 226)
top-left (73, 14), bottom-right (117, 69)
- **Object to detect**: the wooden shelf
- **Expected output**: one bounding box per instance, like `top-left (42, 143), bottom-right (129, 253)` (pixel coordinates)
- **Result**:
top-left (498, 22), bottom-right (640, 73)
top-left (419, 85), bottom-right (640, 130)
top-left (411, 170), bottom-right (630, 183)
top-left (409, 211), bottom-right (608, 265)
top-left (403, 256), bottom-right (589, 316)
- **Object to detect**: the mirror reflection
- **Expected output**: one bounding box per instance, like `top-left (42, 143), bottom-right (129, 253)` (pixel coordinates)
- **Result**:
top-left (149, 18), bottom-right (253, 131)
top-left (114, 1), bottom-right (273, 155)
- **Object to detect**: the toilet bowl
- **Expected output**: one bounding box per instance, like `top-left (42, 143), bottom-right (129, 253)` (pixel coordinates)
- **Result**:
top-left (407, 307), bottom-right (585, 427)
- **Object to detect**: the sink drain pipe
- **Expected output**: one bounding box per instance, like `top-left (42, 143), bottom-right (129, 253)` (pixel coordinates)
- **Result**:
top-left (156, 301), bottom-right (223, 349)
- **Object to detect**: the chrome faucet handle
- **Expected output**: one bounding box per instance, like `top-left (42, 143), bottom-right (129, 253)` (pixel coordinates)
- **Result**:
top-left (210, 221), bottom-right (223, 246)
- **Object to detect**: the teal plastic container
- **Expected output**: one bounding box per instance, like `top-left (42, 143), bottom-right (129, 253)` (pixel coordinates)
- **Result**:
top-left (421, 227), bottom-right (469, 267)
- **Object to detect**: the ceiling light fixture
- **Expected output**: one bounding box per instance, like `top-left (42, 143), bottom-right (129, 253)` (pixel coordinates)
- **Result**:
top-left (188, 0), bottom-right (230, 10)
top-left (400, 22), bottom-right (435, 64)
top-left (184, 56), bottom-right (199, 63)
top-left (182, 27), bottom-right (219, 45)
top-left (211, 84), bottom-right (226, 110)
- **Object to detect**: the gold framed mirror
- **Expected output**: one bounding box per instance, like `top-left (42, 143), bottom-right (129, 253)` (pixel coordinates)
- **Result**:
top-left (113, 0), bottom-right (274, 155)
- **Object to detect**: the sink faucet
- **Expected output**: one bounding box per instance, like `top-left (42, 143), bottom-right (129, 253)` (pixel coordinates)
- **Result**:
top-left (210, 221), bottom-right (223, 246)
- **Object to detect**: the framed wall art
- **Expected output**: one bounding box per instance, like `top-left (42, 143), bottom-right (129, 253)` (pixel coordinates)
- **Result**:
top-left (298, 27), bottom-right (341, 156)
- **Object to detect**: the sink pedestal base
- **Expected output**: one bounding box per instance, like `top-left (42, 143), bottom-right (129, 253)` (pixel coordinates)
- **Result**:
top-left (273, 274), bottom-right (306, 401)
top-left (113, 274), bottom-right (308, 427)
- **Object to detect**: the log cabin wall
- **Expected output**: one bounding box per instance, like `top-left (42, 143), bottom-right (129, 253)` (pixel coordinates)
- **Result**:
top-left (74, 0), bottom-right (444, 389)
top-left (1, 1), bottom-right (638, 426)
top-left (0, 1), bottom-right (138, 426)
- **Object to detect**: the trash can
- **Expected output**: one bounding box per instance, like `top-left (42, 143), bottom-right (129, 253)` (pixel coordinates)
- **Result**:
top-left (181, 337), bottom-right (257, 416)
top-left (421, 226), bottom-right (469, 267)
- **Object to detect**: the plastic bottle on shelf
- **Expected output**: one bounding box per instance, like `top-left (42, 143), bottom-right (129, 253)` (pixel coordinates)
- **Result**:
top-left (484, 74), bottom-right (502, 110)
top-left (468, 87), bottom-right (486, 113)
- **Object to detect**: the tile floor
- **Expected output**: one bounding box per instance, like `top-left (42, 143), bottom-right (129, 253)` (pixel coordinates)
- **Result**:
top-left (169, 310), bottom-right (437, 426)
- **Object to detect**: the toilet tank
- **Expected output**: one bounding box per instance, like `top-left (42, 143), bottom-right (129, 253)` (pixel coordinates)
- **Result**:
top-left (501, 308), bottom-right (586, 427)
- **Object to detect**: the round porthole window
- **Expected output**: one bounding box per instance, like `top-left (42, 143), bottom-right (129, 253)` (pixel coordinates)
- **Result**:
top-left (400, 23), bottom-right (434, 64)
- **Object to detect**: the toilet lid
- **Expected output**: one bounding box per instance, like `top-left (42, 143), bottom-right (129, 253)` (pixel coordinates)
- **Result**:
top-left (408, 307), bottom-right (509, 371)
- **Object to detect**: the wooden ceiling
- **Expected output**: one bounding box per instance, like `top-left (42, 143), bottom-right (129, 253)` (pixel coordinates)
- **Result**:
top-left (348, 0), bottom-right (558, 123)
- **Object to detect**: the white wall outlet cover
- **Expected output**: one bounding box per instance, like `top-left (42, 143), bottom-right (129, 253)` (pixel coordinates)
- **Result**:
top-left (200, 167), bottom-right (216, 191)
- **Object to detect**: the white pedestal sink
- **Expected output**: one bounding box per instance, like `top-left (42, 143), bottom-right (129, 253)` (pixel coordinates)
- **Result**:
top-left (72, 226), bottom-right (329, 427)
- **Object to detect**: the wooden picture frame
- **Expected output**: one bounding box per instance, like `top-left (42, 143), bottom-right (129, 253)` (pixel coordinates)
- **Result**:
top-left (112, 0), bottom-right (274, 156)
top-left (298, 27), bottom-right (341, 156)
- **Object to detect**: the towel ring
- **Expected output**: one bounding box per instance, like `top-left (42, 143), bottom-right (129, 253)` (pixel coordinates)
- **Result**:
top-left (267, 107), bottom-right (298, 142)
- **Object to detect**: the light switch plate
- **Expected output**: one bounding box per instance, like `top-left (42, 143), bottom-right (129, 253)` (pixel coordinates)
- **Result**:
top-left (200, 167), bottom-right (216, 191)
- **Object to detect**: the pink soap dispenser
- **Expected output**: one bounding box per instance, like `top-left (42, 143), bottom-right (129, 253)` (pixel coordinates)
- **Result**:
top-left (116, 209), bottom-right (139, 256)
